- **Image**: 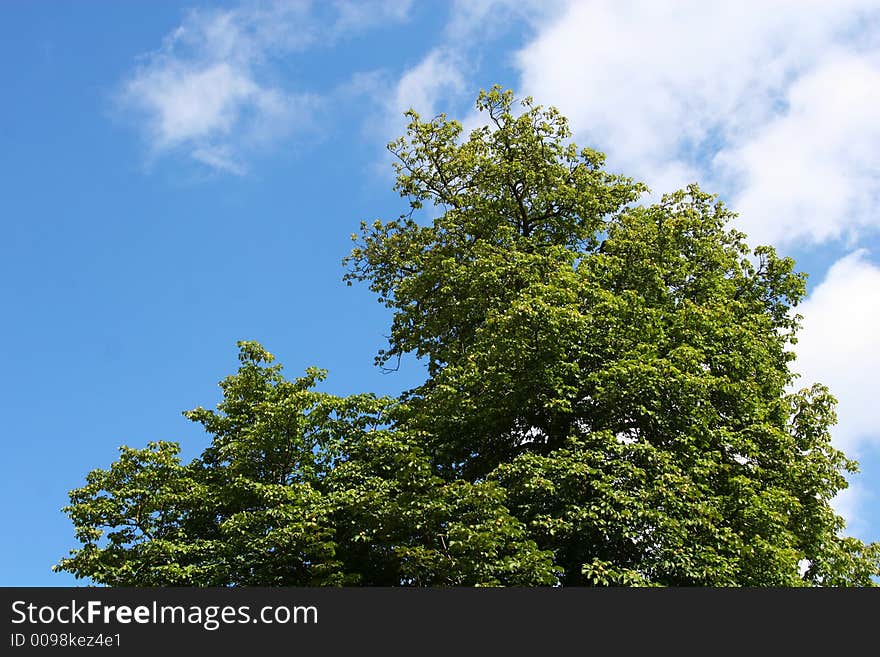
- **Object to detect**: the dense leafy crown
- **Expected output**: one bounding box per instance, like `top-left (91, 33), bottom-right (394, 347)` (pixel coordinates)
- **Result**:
top-left (58, 87), bottom-right (880, 586)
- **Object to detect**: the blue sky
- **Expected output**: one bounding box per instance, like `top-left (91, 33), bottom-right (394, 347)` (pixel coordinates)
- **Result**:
top-left (2, 1), bottom-right (878, 586)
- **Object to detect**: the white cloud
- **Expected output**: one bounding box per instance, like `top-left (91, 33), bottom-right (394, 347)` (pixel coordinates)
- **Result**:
top-left (716, 53), bottom-right (880, 247)
top-left (793, 251), bottom-right (880, 532)
top-left (126, 62), bottom-right (259, 149)
top-left (349, 48), bottom-right (469, 181)
top-left (391, 49), bottom-right (467, 122)
top-left (119, 1), bottom-right (412, 173)
top-left (372, 0), bottom-right (560, 151)
top-left (512, 0), bottom-right (880, 244)
top-left (119, 3), bottom-right (310, 173)
top-left (794, 250), bottom-right (880, 456)
top-left (346, 48), bottom-right (468, 196)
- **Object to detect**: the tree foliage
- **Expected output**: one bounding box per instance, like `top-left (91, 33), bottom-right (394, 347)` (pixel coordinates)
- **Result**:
top-left (58, 87), bottom-right (880, 586)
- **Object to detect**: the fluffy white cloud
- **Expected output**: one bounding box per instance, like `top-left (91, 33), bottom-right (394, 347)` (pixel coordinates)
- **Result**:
top-left (794, 250), bottom-right (880, 456)
top-left (513, 0), bottom-right (880, 244)
top-left (119, 0), bottom-right (412, 173)
top-left (716, 53), bottom-right (880, 247)
top-left (793, 251), bottom-right (880, 529)
top-left (126, 62), bottom-right (259, 149)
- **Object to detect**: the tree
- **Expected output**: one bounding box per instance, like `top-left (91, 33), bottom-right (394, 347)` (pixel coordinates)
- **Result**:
top-left (57, 87), bottom-right (880, 586)
top-left (56, 342), bottom-right (555, 585)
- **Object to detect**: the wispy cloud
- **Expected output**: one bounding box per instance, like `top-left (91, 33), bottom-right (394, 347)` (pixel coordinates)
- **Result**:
top-left (118, 0), bottom-right (412, 174)
top-left (445, 0), bottom-right (554, 43)
top-left (390, 49), bottom-right (467, 123)
top-left (331, 0), bottom-right (412, 35)
top-left (340, 48), bottom-right (470, 185)
top-left (351, 0), bottom-right (558, 153)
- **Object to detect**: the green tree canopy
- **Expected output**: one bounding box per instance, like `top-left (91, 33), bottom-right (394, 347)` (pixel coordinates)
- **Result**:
top-left (58, 87), bottom-right (880, 586)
